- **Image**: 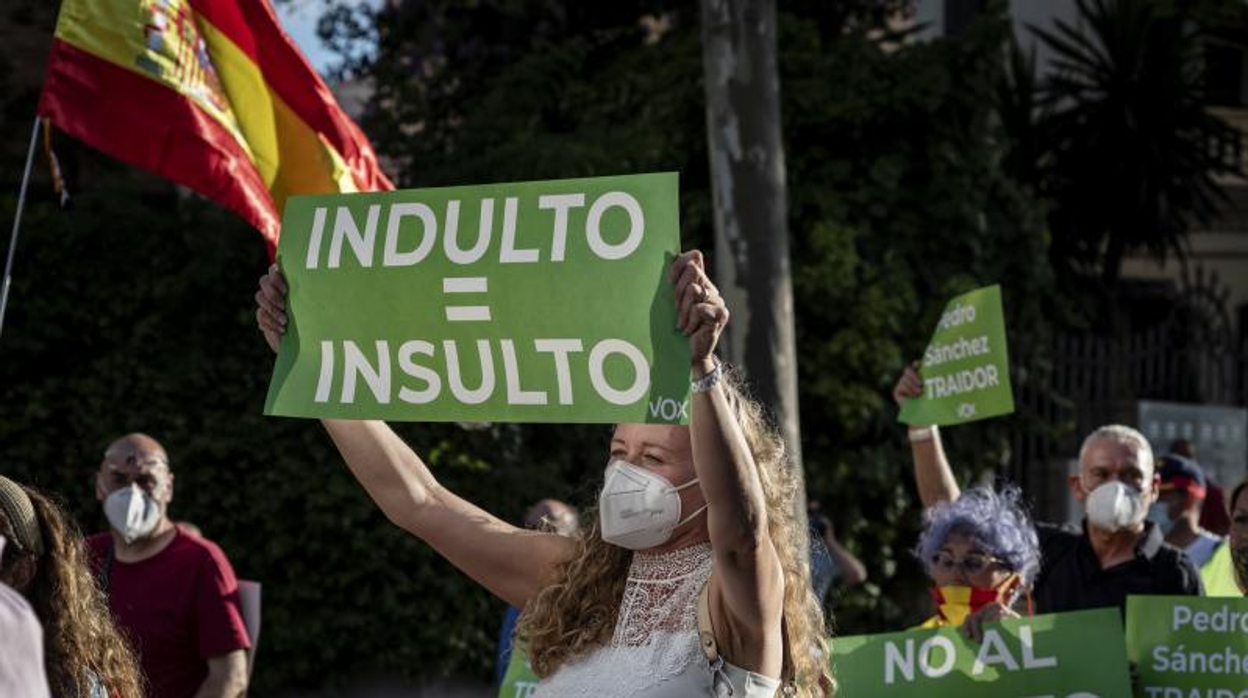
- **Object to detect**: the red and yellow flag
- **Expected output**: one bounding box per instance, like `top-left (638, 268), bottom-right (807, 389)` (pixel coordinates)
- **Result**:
top-left (37, 0), bottom-right (394, 253)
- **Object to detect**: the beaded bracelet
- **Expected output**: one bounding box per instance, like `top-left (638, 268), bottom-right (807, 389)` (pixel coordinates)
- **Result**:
top-left (691, 359), bottom-right (724, 394)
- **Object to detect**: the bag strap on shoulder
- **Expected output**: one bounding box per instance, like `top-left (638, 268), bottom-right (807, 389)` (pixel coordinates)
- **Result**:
top-left (697, 579), bottom-right (719, 662)
top-left (697, 580), bottom-right (798, 694)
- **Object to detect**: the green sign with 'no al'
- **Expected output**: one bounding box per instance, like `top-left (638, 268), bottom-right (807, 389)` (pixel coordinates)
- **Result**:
top-left (832, 609), bottom-right (1132, 698)
top-left (1126, 595), bottom-right (1248, 698)
top-left (263, 172), bottom-right (691, 424)
top-left (899, 284), bottom-right (1015, 426)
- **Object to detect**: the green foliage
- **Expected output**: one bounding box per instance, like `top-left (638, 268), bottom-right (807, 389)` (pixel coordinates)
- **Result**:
top-left (780, 6), bottom-right (1052, 631)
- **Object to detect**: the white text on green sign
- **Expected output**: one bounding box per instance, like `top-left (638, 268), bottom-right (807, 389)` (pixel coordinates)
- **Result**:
top-left (264, 173), bottom-right (691, 424)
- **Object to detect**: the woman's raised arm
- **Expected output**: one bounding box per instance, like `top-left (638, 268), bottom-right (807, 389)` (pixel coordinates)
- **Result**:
top-left (893, 363), bottom-right (962, 507)
top-left (671, 251), bottom-right (784, 676)
top-left (256, 266), bottom-right (575, 607)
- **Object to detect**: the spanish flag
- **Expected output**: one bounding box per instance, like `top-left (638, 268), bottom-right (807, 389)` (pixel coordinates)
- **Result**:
top-left (37, 0), bottom-right (394, 254)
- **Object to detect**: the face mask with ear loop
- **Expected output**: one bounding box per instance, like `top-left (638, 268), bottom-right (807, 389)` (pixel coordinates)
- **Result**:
top-left (1085, 481), bottom-right (1149, 532)
top-left (103, 484), bottom-right (162, 544)
top-left (1147, 502), bottom-right (1178, 535)
top-left (598, 460), bottom-right (708, 550)
top-left (929, 573), bottom-right (1027, 626)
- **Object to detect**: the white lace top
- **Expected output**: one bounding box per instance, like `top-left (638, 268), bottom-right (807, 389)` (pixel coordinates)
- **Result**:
top-left (531, 543), bottom-right (782, 698)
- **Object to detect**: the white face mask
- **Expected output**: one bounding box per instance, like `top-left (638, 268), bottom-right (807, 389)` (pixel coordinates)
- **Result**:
top-left (1085, 481), bottom-right (1148, 532)
top-left (103, 484), bottom-right (163, 544)
top-left (599, 460), bottom-right (707, 550)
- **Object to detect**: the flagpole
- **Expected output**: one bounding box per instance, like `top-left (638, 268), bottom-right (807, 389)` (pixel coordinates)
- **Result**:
top-left (0, 116), bottom-right (41, 342)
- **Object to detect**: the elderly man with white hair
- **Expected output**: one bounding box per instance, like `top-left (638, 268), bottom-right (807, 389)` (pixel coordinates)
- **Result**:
top-left (897, 365), bottom-right (1203, 613)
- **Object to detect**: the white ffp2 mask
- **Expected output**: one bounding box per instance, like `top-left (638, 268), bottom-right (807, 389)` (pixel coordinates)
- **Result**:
top-left (1085, 481), bottom-right (1148, 532)
top-left (599, 460), bottom-right (707, 550)
top-left (103, 484), bottom-right (162, 544)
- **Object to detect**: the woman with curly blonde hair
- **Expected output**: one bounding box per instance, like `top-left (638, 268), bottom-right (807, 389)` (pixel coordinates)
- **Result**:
top-left (0, 476), bottom-right (144, 698)
top-left (256, 250), bottom-right (832, 696)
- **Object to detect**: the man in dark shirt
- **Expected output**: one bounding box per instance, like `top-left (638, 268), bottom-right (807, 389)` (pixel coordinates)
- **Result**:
top-left (1027, 425), bottom-right (1202, 612)
top-left (1032, 518), bottom-right (1200, 613)
top-left (895, 366), bottom-right (1201, 615)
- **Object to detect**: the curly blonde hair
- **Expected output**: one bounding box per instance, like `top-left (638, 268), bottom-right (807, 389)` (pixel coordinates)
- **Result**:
top-left (517, 371), bottom-right (834, 695)
top-left (0, 486), bottom-right (145, 698)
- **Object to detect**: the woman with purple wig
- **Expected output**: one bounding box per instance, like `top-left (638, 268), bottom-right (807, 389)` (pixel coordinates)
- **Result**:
top-left (913, 486), bottom-right (1041, 635)
top-left (896, 366), bottom-right (1042, 640)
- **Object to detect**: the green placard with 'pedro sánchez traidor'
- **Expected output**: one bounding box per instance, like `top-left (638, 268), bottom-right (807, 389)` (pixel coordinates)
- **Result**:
top-left (1126, 595), bottom-right (1248, 698)
top-left (832, 609), bottom-right (1132, 698)
top-left (264, 172), bottom-right (692, 424)
top-left (899, 284), bottom-right (1014, 426)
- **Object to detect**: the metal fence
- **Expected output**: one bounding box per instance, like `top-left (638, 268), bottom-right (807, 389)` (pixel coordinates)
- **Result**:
top-left (1007, 317), bottom-right (1248, 520)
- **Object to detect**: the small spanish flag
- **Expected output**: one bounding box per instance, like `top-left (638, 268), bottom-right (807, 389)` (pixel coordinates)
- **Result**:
top-left (37, 0), bottom-right (394, 254)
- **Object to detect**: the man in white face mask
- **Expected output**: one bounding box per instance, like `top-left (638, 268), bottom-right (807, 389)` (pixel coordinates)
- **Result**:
top-left (86, 434), bottom-right (251, 698)
top-left (1038, 425), bottom-right (1203, 612)
top-left (899, 363), bottom-right (1205, 616)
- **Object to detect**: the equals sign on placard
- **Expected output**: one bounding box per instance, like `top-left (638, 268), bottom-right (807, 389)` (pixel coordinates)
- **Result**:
top-left (443, 277), bottom-right (491, 321)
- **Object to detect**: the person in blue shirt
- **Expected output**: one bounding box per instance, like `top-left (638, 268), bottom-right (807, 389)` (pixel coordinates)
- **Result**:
top-left (496, 500), bottom-right (579, 684)
top-left (806, 500), bottom-right (867, 607)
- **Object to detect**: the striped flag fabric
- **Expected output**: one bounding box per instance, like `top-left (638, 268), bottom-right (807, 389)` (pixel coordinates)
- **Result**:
top-left (37, 0), bottom-right (394, 253)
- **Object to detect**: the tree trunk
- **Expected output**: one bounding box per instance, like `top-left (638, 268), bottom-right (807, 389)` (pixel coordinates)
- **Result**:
top-left (699, 0), bottom-right (804, 473)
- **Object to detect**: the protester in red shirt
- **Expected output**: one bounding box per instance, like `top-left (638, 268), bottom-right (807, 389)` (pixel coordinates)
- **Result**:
top-left (87, 434), bottom-right (250, 698)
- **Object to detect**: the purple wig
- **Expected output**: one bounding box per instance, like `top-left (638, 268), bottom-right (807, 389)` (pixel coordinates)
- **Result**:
top-left (915, 485), bottom-right (1041, 586)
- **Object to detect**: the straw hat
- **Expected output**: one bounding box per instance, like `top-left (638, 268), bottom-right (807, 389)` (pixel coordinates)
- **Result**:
top-left (0, 476), bottom-right (44, 557)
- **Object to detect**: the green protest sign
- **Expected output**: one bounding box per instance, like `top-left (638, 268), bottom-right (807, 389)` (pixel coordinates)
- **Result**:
top-left (831, 609), bottom-right (1132, 697)
top-left (264, 172), bottom-right (692, 424)
top-left (899, 284), bottom-right (1014, 426)
top-left (1126, 595), bottom-right (1248, 698)
top-left (499, 643), bottom-right (540, 698)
